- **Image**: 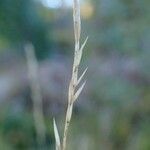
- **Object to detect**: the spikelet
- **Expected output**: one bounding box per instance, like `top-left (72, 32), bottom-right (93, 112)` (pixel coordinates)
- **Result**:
top-left (73, 0), bottom-right (81, 46)
top-left (53, 119), bottom-right (61, 150)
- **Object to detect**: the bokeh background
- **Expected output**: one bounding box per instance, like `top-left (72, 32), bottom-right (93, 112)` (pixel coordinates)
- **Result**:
top-left (0, 0), bottom-right (150, 149)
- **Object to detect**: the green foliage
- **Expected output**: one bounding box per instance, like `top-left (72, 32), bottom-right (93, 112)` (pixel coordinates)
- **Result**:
top-left (0, 0), bottom-right (52, 59)
top-left (0, 108), bottom-right (54, 150)
top-left (0, 110), bottom-right (35, 149)
top-left (90, 0), bottom-right (150, 55)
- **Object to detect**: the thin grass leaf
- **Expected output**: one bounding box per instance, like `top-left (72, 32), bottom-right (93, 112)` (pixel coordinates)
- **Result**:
top-left (25, 43), bottom-right (46, 146)
top-left (53, 119), bottom-right (61, 150)
top-left (80, 37), bottom-right (88, 52)
top-left (77, 67), bottom-right (88, 85)
top-left (74, 81), bottom-right (86, 102)
top-left (76, 37), bottom-right (88, 65)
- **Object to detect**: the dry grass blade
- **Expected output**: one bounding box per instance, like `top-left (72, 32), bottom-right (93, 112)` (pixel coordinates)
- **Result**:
top-left (25, 43), bottom-right (46, 147)
top-left (77, 67), bottom-right (88, 85)
top-left (74, 81), bottom-right (86, 102)
top-left (53, 119), bottom-right (61, 150)
top-left (75, 37), bottom-right (88, 68)
top-left (80, 37), bottom-right (88, 53)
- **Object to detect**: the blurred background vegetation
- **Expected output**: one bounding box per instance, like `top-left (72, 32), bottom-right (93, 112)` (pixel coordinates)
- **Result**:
top-left (0, 0), bottom-right (150, 149)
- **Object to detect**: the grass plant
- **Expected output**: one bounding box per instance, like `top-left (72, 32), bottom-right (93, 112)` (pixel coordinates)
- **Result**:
top-left (53, 0), bottom-right (88, 150)
top-left (25, 44), bottom-right (46, 148)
